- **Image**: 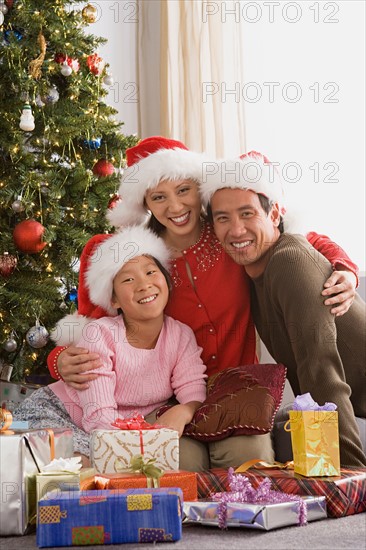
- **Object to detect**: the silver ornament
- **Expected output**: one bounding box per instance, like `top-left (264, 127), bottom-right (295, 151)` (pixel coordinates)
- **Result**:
top-left (40, 183), bottom-right (50, 195)
top-left (11, 197), bottom-right (25, 212)
top-left (0, 4), bottom-right (8, 15)
top-left (35, 94), bottom-right (46, 107)
top-left (26, 323), bottom-right (49, 349)
top-left (0, 12), bottom-right (4, 25)
top-left (44, 86), bottom-right (59, 104)
top-left (61, 62), bottom-right (72, 77)
top-left (3, 338), bottom-right (17, 353)
top-left (103, 73), bottom-right (114, 86)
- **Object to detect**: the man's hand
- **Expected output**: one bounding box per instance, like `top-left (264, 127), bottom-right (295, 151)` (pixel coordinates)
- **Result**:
top-left (58, 347), bottom-right (102, 390)
top-left (157, 402), bottom-right (202, 437)
top-left (322, 270), bottom-right (357, 316)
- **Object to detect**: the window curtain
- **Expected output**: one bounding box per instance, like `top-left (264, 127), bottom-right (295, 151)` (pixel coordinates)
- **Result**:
top-left (138, 0), bottom-right (246, 156)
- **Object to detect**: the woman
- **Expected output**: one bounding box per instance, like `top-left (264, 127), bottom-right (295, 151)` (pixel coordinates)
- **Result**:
top-left (48, 136), bottom-right (359, 468)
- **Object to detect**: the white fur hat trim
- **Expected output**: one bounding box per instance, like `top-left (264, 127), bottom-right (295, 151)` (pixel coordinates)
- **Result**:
top-left (107, 148), bottom-right (209, 228)
top-left (86, 225), bottom-right (171, 315)
top-left (51, 313), bottom-right (94, 345)
top-left (200, 156), bottom-right (286, 215)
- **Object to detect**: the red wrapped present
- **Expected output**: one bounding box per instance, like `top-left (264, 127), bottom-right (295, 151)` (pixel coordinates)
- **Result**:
top-left (83, 470), bottom-right (197, 502)
top-left (196, 466), bottom-right (366, 518)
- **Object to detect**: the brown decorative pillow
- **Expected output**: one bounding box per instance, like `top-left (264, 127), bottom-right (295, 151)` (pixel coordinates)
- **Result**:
top-left (181, 364), bottom-right (286, 442)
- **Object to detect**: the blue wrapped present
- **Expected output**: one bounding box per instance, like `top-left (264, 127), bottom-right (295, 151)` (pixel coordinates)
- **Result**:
top-left (37, 488), bottom-right (183, 547)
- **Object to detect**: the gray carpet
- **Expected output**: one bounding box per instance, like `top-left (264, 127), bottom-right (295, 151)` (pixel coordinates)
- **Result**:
top-left (2, 513), bottom-right (365, 550)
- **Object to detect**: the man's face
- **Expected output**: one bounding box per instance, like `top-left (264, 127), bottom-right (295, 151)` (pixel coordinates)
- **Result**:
top-left (210, 188), bottom-right (280, 277)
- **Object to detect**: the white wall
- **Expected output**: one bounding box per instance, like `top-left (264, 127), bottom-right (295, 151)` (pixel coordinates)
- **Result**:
top-left (90, 0), bottom-right (365, 270)
top-left (240, 0), bottom-right (365, 269)
top-left (88, 0), bottom-right (140, 135)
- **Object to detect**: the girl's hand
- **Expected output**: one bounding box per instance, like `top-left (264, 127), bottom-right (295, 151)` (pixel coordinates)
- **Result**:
top-left (158, 402), bottom-right (202, 437)
top-left (322, 270), bottom-right (357, 316)
top-left (58, 347), bottom-right (102, 390)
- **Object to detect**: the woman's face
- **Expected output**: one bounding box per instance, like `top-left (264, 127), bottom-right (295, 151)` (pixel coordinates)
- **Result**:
top-left (145, 179), bottom-right (202, 239)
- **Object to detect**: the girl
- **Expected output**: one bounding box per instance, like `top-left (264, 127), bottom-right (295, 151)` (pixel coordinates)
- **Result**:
top-left (48, 137), bottom-right (359, 468)
top-left (14, 226), bottom-right (207, 468)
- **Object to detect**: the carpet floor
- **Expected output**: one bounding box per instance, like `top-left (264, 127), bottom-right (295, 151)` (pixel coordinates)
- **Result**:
top-left (1, 513), bottom-right (365, 550)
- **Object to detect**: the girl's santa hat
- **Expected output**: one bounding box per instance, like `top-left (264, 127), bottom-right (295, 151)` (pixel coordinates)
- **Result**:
top-left (107, 135), bottom-right (209, 228)
top-left (51, 226), bottom-right (170, 345)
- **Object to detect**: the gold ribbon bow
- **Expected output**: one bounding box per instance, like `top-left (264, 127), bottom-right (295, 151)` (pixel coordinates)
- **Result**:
top-left (127, 454), bottom-right (163, 488)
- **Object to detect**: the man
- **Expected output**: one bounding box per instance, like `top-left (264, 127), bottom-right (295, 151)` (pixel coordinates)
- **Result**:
top-left (201, 151), bottom-right (366, 467)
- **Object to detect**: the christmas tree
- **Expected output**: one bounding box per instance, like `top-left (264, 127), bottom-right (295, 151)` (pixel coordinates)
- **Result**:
top-left (0, 0), bottom-right (138, 383)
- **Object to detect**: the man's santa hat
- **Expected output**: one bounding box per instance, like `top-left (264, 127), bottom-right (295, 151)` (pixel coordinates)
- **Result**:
top-left (107, 135), bottom-right (209, 228)
top-left (51, 226), bottom-right (170, 345)
top-left (200, 150), bottom-right (287, 216)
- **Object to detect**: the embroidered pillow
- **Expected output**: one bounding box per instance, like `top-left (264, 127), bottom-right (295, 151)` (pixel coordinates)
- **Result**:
top-left (181, 364), bottom-right (286, 442)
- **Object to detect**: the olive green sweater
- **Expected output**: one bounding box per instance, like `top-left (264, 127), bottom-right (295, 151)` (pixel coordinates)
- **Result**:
top-left (250, 234), bottom-right (366, 467)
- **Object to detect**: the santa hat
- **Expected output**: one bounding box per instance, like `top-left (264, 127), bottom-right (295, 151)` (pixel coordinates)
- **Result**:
top-left (51, 227), bottom-right (170, 345)
top-left (200, 150), bottom-right (286, 217)
top-left (86, 225), bottom-right (170, 315)
top-left (107, 136), bottom-right (209, 228)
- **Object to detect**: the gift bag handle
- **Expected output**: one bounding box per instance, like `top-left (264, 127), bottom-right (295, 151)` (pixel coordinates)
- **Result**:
top-left (284, 419), bottom-right (299, 432)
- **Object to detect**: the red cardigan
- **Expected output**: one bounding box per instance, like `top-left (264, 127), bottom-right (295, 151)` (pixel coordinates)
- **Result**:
top-left (48, 226), bottom-right (359, 379)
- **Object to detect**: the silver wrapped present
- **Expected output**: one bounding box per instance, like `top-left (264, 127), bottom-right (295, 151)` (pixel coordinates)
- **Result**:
top-left (183, 496), bottom-right (327, 530)
top-left (0, 428), bottom-right (73, 535)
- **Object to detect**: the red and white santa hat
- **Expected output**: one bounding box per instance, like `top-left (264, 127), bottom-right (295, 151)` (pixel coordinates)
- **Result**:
top-left (51, 226), bottom-right (170, 345)
top-left (200, 150), bottom-right (287, 217)
top-left (107, 135), bottom-right (209, 228)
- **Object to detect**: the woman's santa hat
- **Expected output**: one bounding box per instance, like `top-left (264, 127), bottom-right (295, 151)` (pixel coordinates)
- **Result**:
top-left (200, 150), bottom-right (287, 216)
top-left (107, 135), bottom-right (209, 228)
top-left (51, 226), bottom-right (170, 345)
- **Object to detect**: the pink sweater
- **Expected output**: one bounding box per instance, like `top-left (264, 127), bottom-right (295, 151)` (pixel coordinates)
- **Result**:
top-left (50, 315), bottom-right (207, 432)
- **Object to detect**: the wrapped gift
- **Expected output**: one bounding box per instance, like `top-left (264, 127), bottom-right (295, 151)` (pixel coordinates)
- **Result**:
top-left (37, 488), bottom-right (183, 547)
top-left (183, 496), bottom-right (326, 530)
top-left (37, 457), bottom-right (95, 501)
top-left (0, 419), bottom-right (73, 535)
top-left (196, 465), bottom-right (366, 518)
top-left (90, 415), bottom-right (179, 473)
top-left (284, 393), bottom-right (340, 476)
top-left (183, 468), bottom-right (326, 530)
top-left (88, 470), bottom-right (198, 501)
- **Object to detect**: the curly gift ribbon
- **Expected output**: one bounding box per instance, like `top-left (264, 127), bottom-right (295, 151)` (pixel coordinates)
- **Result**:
top-left (211, 468), bottom-right (307, 529)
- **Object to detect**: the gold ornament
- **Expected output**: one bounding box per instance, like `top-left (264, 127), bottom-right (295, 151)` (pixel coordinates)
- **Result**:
top-left (28, 32), bottom-right (47, 80)
top-left (82, 4), bottom-right (97, 23)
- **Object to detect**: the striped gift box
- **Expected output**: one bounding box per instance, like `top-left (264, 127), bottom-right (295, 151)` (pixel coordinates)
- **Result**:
top-left (196, 467), bottom-right (366, 518)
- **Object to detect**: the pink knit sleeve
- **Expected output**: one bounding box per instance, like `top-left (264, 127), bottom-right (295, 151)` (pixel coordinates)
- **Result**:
top-left (72, 321), bottom-right (118, 432)
top-left (169, 321), bottom-right (207, 404)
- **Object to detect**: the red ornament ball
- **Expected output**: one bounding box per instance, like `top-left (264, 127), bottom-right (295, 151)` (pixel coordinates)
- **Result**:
top-left (0, 253), bottom-right (17, 277)
top-left (92, 159), bottom-right (115, 178)
top-left (108, 194), bottom-right (121, 209)
top-left (5, 0), bottom-right (14, 8)
top-left (86, 53), bottom-right (105, 75)
top-left (13, 220), bottom-right (47, 254)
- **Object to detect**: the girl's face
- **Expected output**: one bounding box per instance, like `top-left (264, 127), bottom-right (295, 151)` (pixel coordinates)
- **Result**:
top-left (111, 256), bottom-right (169, 324)
top-left (145, 178), bottom-right (202, 239)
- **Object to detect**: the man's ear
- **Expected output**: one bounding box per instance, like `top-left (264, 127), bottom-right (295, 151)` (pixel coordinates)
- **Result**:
top-left (270, 202), bottom-right (281, 227)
